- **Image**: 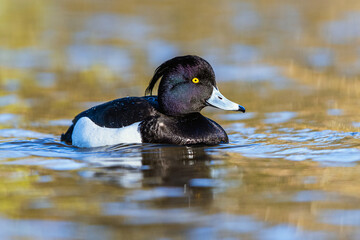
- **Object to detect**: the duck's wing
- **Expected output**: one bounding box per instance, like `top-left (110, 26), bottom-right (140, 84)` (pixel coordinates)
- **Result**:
top-left (61, 96), bottom-right (159, 144)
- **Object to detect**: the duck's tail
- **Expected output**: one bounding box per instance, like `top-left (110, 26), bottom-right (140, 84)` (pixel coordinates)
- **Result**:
top-left (60, 124), bottom-right (74, 145)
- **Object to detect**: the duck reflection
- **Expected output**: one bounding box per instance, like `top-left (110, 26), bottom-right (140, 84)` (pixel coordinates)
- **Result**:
top-left (141, 145), bottom-right (214, 203)
top-left (141, 146), bottom-right (211, 185)
top-left (91, 144), bottom-right (215, 204)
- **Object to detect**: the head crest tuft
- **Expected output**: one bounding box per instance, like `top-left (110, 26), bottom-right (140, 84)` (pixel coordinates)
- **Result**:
top-left (145, 55), bottom-right (205, 96)
top-left (145, 62), bottom-right (169, 95)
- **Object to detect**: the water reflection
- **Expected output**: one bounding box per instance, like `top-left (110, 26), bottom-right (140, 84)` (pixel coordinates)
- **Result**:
top-left (94, 145), bottom-right (215, 204)
top-left (320, 210), bottom-right (360, 226)
top-left (306, 48), bottom-right (334, 69)
top-left (67, 45), bottom-right (132, 75)
top-left (143, 146), bottom-right (215, 205)
top-left (141, 146), bottom-right (211, 186)
top-left (322, 12), bottom-right (360, 45)
top-left (0, 48), bottom-right (51, 69)
top-left (80, 14), bottom-right (152, 42)
top-left (264, 111), bottom-right (297, 124)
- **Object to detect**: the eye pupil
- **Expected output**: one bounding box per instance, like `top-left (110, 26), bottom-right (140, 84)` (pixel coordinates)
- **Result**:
top-left (192, 78), bottom-right (199, 84)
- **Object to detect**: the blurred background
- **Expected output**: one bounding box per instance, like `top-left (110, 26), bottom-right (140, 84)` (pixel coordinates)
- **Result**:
top-left (1, 0), bottom-right (360, 239)
top-left (1, 0), bottom-right (360, 128)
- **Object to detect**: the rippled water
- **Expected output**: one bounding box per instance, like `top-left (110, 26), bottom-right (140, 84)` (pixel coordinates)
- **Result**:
top-left (1, 0), bottom-right (360, 239)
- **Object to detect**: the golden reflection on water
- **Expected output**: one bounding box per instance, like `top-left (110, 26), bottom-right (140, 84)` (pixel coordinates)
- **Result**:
top-left (0, 0), bottom-right (360, 239)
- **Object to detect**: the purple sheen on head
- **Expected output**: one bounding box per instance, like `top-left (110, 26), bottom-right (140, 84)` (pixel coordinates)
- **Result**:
top-left (145, 55), bottom-right (216, 96)
top-left (145, 55), bottom-right (217, 116)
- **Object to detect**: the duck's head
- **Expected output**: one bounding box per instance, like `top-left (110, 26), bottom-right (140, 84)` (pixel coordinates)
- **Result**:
top-left (145, 55), bottom-right (245, 116)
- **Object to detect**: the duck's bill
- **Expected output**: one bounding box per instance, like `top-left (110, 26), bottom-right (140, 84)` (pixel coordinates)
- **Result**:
top-left (206, 87), bottom-right (245, 112)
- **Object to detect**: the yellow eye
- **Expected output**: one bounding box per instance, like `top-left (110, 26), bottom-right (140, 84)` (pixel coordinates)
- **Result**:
top-left (192, 78), bottom-right (199, 84)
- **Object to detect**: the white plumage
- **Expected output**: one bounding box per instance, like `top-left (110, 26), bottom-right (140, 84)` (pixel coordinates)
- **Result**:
top-left (72, 117), bottom-right (142, 148)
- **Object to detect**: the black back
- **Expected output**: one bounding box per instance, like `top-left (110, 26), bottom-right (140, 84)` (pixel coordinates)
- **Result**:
top-left (61, 96), bottom-right (158, 144)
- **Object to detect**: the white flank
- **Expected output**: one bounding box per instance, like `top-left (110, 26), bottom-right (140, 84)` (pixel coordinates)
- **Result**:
top-left (72, 117), bottom-right (142, 148)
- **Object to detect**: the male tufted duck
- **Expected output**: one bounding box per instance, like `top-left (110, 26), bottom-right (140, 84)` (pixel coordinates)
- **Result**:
top-left (61, 55), bottom-right (245, 147)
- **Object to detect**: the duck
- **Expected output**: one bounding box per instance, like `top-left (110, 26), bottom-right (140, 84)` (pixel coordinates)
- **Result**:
top-left (61, 55), bottom-right (245, 147)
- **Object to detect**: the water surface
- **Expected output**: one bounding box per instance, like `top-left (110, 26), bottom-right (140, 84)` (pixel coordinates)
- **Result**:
top-left (1, 0), bottom-right (360, 239)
